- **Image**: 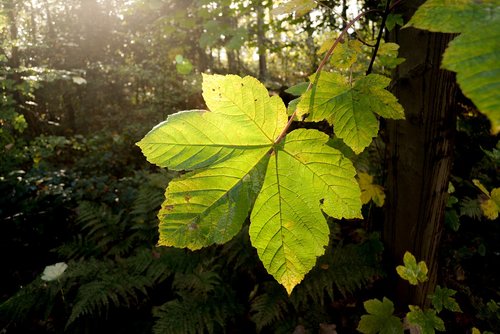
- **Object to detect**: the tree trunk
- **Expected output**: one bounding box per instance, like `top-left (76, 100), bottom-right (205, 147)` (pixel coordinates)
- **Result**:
top-left (383, 1), bottom-right (458, 308)
top-left (256, 1), bottom-right (267, 81)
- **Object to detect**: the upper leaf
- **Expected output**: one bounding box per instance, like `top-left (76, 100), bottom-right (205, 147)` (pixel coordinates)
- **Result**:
top-left (250, 129), bottom-right (362, 293)
top-left (296, 72), bottom-right (404, 154)
top-left (396, 251), bottom-right (428, 285)
top-left (357, 297), bottom-right (404, 334)
top-left (406, 0), bottom-right (497, 34)
top-left (407, 306), bottom-right (445, 334)
top-left (442, 20), bottom-right (500, 133)
top-left (407, 0), bottom-right (500, 133)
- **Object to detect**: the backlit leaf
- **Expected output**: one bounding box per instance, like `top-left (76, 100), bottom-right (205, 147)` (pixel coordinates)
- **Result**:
top-left (250, 129), bottom-right (362, 293)
top-left (330, 40), bottom-right (362, 69)
top-left (296, 72), bottom-right (404, 154)
top-left (407, 0), bottom-right (500, 133)
top-left (357, 297), bottom-right (404, 334)
top-left (138, 74), bottom-right (363, 293)
top-left (377, 42), bottom-right (405, 69)
top-left (396, 251), bottom-right (428, 285)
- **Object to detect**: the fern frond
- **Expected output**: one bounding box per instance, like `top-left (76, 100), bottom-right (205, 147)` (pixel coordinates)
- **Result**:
top-left (152, 289), bottom-right (240, 334)
top-left (291, 234), bottom-right (384, 308)
top-left (250, 282), bottom-right (289, 332)
top-left (65, 260), bottom-right (153, 327)
top-left (173, 267), bottom-right (221, 296)
top-left (0, 279), bottom-right (60, 323)
top-left (460, 197), bottom-right (482, 220)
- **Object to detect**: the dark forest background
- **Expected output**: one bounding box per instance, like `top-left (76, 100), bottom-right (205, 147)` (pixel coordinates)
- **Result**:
top-left (1, 0), bottom-right (498, 333)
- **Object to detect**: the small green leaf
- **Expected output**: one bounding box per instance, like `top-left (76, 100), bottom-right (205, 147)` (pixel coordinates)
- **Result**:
top-left (320, 39), bottom-right (362, 69)
top-left (13, 114), bottom-right (27, 133)
top-left (377, 42), bottom-right (405, 69)
top-left (333, 39), bottom-right (362, 69)
top-left (296, 72), bottom-right (404, 154)
top-left (407, 306), bottom-right (445, 334)
top-left (385, 13), bottom-right (403, 31)
top-left (285, 82), bottom-right (309, 96)
top-left (175, 55), bottom-right (193, 75)
top-left (358, 172), bottom-right (385, 207)
top-left (473, 179), bottom-right (500, 220)
top-left (445, 210), bottom-right (460, 232)
top-left (429, 286), bottom-right (462, 313)
top-left (396, 251), bottom-right (428, 285)
top-left (357, 297), bottom-right (404, 334)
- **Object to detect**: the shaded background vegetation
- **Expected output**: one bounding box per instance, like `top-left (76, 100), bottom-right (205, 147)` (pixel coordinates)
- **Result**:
top-left (0, 0), bottom-right (498, 333)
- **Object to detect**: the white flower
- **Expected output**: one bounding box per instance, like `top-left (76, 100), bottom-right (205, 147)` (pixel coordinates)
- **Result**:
top-left (41, 262), bottom-right (68, 281)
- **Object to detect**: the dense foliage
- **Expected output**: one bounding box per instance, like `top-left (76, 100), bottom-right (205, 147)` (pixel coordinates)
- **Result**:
top-left (1, 0), bottom-right (498, 333)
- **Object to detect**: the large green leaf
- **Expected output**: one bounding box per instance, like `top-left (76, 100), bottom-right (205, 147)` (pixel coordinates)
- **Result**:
top-left (296, 72), bottom-right (404, 154)
top-left (407, 0), bottom-right (500, 133)
top-left (138, 74), bottom-right (363, 293)
top-left (250, 129), bottom-right (362, 293)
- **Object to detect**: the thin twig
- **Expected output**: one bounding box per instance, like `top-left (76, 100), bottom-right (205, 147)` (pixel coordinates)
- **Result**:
top-left (366, 0), bottom-right (392, 75)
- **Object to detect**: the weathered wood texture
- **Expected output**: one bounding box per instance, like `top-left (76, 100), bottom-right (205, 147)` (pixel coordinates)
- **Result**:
top-left (384, 2), bottom-right (458, 308)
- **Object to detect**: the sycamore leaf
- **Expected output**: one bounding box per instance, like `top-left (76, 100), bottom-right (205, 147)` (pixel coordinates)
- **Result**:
top-left (396, 251), bottom-right (428, 285)
top-left (296, 72), bottom-right (404, 154)
top-left (406, 0), bottom-right (500, 133)
top-left (429, 285), bottom-right (462, 313)
top-left (138, 74), bottom-right (363, 293)
top-left (473, 179), bottom-right (500, 220)
top-left (358, 172), bottom-right (385, 207)
top-left (407, 306), bottom-right (445, 334)
top-left (480, 191), bottom-right (500, 220)
top-left (357, 297), bottom-right (404, 334)
top-left (377, 42), bottom-right (405, 69)
top-left (318, 38), bottom-right (362, 70)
